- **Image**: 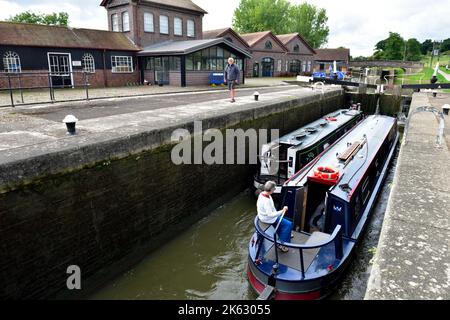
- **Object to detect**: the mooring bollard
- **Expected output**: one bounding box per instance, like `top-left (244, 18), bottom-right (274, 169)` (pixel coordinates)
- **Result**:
top-left (63, 115), bottom-right (79, 135)
top-left (443, 104), bottom-right (450, 116)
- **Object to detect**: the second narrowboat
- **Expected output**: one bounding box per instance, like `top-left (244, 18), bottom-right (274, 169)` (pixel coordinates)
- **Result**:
top-left (254, 109), bottom-right (363, 197)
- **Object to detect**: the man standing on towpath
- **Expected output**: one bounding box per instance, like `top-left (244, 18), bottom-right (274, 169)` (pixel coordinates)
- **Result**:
top-left (224, 57), bottom-right (240, 103)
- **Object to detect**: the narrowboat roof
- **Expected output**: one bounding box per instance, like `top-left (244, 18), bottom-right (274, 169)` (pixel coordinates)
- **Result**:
top-left (286, 115), bottom-right (397, 201)
top-left (277, 109), bottom-right (362, 149)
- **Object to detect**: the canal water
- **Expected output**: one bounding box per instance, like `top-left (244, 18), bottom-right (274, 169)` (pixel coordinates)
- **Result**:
top-left (91, 152), bottom-right (398, 300)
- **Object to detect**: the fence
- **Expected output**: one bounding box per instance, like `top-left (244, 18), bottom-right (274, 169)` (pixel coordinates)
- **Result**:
top-left (0, 71), bottom-right (94, 108)
top-left (0, 71), bottom-right (146, 108)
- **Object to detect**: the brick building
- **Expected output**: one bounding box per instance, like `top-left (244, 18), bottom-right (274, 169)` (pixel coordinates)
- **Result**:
top-left (313, 48), bottom-right (351, 73)
top-left (203, 28), bottom-right (251, 53)
top-left (239, 31), bottom-right (288, 77)
top-left (209, 30), bottom-right (316, 78)
top-left (276, 33), bottom-right (316, 76)
top-left (0, 0), bottom-right (251, 89)
top-left (0, 21), bottom-right (141, 89)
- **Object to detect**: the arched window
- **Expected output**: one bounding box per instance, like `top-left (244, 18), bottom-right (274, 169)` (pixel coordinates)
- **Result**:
top-left (82, 53), bottom-right (95, 73)
top-left (293, 44), bottom-right (300, 52)
top-left (3, 51), bottom-right (22, 73)
top-left (265, 41), bottom-right (273, 49)
top-left (226, 37), bottom-right (233, 43)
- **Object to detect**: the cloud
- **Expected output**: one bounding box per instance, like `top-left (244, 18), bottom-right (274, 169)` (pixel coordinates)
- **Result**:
top-left (1, 0), bottom-right (449, 56)
top-left (0, 0), bottom-right (107, 29)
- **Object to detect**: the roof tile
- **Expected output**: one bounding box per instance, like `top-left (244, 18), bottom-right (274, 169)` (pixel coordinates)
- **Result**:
top-left (0, 21), bottom-right (140, 51)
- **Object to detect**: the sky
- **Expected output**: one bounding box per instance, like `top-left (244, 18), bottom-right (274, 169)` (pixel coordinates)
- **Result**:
top-left (1, 0), bottom-right (449, 56)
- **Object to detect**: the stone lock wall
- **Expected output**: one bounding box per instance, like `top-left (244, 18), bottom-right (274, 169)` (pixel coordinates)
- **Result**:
top-left (0, 92), bottom-right (344, 299)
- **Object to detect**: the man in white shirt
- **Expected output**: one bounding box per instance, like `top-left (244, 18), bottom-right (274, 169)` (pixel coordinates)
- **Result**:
top-left (257, 181), bottom-right (293, 253)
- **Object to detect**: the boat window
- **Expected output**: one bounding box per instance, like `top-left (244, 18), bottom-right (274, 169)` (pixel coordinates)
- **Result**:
top-left (362, 177), bottom-right (370, 205)
top-left (300, 151), bottom-right (316, 166)
top-left (353, 194), bottom-right (361, 220)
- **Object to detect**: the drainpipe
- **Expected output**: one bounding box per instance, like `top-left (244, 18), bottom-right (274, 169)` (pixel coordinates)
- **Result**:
top-left (102, 49), bottom-right (108, 87)
top-left (133, 1), bottom-right (139, 46)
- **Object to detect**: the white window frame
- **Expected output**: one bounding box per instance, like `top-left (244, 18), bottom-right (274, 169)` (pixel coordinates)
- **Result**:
top-left (111, 56), bottom-right (134, 73)
top-left (144, 12), bottom-right (154, 32)
top-left (174, 17), bottom-right (183, 36)
top-left (3, 51), bottom-right (22, 73)
top-left (111, 13), bottom-right (120, 32)
top-left (122, 11), bottom-right (130, 32)
top-left (47, 52), bottom-right (74, 87)
top-left (307, 61), bottom-right (312, 72)
top-left (82, 53), bottom-right (96, 73)
top-left (277, 60), bottom-right (282, 72)
top-left (160, 15), bottom-right (169, 35)
top-left (187, 19), bottom-right (195, 37)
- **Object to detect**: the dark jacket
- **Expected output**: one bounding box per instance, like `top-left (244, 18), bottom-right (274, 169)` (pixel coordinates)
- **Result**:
top-left (225, 63), bottom-right (240, 82)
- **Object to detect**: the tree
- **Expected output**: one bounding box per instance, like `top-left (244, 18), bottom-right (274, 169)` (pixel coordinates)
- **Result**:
top-left (405, 38), bottom-right (422, 61)
top-left (232, 0), bottom-right (329, 48)
top-left (289, 3), bottom-right (329, 48)
top-left (421, 39), bottom-right (433, 55)
top-left (372, 32), bottom-right (405, 60)
top-left (441, 38), bottom-right (450, 53)
top-left (8, 11), bottom-right (69, 26)
top-left (232, 0), bottom-right (291, 35)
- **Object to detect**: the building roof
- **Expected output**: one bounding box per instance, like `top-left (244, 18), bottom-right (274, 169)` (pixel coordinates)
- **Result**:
top-left (0, 21), bottom-right (140, 51)
top-left (100, 0), bottom-right (207, 14)
top-left (276, 33), bottom-right (316, 54)
top-left (240, 31), bottom-right (288, 51)
top-left (314, 48), bottom-right (350, 62)
top-left (138, 38), bottom-right (252, 57)
top-left (202, 28), bottom-right (250, 49)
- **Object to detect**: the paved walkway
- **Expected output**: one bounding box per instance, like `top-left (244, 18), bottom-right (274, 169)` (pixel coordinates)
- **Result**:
top-left (438, 69), bottom-right (450, 82)
top-left (0, 77), bottom-right (296, 107)
top-left (365, 92), bottom-right (450, 300)
top-left (10, 86), bottom-right (297, 122)
top-left (0, 84), bottom-right (338, 154)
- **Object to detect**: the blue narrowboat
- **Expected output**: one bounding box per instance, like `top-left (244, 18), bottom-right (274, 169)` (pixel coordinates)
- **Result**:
top-left (254, 109), bottom-right (363, 197)
top-left (248, 115), bottom-right (399, 300)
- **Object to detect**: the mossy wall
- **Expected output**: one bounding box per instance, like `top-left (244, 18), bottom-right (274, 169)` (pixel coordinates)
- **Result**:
top-left (346, 92), bottom-right (404, 116)
top-left (0, 94), bottom-right (343, 299)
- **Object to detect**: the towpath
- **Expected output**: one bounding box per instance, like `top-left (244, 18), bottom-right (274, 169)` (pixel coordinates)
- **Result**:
top-left (365, 92), bottom-right (450, 300)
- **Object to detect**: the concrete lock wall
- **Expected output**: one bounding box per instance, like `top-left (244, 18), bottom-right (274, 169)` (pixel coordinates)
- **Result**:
top-left (0, 91), bottom-right (344, 299)
top-left (346, 93), bottom-right (404, 116)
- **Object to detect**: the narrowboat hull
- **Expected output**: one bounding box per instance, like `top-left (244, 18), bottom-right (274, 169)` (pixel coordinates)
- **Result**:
top-left (248, 123), bottom-right (399, 300)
